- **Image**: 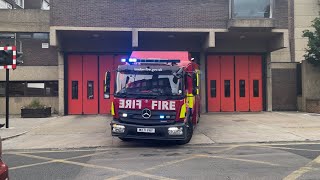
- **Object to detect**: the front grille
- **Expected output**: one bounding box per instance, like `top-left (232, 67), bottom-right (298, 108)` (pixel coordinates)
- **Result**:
top-left (119, 110), bottom-right (176, 125)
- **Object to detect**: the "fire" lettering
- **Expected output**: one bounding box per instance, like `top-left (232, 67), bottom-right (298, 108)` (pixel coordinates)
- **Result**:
top-left (151, 101), bottom-right (175, 110)
top-left (119, 99), bottom-right (175, 110)
top-left (119, 99), bottom-right (142, 109)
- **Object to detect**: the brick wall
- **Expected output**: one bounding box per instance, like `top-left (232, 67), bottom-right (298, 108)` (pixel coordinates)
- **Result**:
top-left (20, 39), bottom-right (57, 66)
top-left (51, 0), bottom-right (288, 29)
top-left (306, 99), bottom-right (320, 113)
top-left (0, 37), bottom-right (57, 66)
top-left (274, 0), bottom-right (289, 29)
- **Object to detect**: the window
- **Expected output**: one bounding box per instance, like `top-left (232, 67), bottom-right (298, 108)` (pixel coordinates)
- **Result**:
top-left (0, 83), bottom-right (4, 95)
top-left (26, 83), bottom-right (45, 96)
top-left (224, 80), bottom-right (231, 98)
top-left (104, 71), bottom-right (111, 99)
top-left (10, 82), bottom-right (25, 96)
top-left (239, 80), bottom-right (246, 97)
top-left (0, 81), bottom-right (58, 97)
top-left (33, 33), bottom-right (49, 40)
top-left (253, 80), bottom-right (259, 97)
top-left (231, 0), bottom-right (272, 19)
top-left (87, 81), bottom-right (94, 99)
top-left (18, 33), bottom-right (49, 40)
top-left (45, 81), bottom-right (58, 96)
top-left (72, 81), bottom-right (78, 99)
top-left (210, 80), bottom-right (216, 98)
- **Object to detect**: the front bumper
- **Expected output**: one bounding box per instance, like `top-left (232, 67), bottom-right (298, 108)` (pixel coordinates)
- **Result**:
top-left (110, 120), bottom-right (187, 140)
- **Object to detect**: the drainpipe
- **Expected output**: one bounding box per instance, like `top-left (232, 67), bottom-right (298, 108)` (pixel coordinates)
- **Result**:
top-left (288, 0), bottom-right (295, 62)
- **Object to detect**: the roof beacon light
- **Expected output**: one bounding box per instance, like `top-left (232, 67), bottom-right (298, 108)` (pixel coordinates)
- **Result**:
top-left (128, 58), bottom-right (137, 63)
top-left (121, 58), bottom-right (180, 64)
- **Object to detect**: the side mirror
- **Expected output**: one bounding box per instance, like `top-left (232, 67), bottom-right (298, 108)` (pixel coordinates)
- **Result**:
top-left (192, 73), bottom-right (198, 96)
top-left (104, 71), bottom-right (111, 99)
top-left (192, 88), bottom-right (197, 96)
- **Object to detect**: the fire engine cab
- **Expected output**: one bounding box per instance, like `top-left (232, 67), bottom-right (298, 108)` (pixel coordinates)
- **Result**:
top-left (109, 51), bottom-right (200, 144)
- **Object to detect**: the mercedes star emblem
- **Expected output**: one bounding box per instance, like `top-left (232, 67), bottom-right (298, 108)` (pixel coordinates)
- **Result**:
top-left (142, 108), bottom-right (152, 119)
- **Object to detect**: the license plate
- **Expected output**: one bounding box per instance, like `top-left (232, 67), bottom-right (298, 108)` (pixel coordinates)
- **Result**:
top-left (137, 128), bottom-right (155, 133)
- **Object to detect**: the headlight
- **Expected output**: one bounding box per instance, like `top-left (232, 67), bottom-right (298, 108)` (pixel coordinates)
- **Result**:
top-left (168, 127), bottom-right (183, 135)
top-left (112, 124), bottom-right (125, 133)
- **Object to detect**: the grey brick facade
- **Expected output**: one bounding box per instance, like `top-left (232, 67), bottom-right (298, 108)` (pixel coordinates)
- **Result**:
top-left (0, 37), bottom-right (57, 66)
top-left (51, 0), bottom-right (288, 29)
top-left (21, 39), bottom-right (57, 66)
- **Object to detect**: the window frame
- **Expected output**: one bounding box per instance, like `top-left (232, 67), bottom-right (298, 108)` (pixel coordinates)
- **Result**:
top-left (229, 0), bottom-right (274, 19)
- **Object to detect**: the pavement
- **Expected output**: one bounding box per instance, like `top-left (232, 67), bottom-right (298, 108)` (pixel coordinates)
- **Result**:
top-left (1, 112), bottom-right (320, 150)
top-left (0, 116), bottom-right (58, 140)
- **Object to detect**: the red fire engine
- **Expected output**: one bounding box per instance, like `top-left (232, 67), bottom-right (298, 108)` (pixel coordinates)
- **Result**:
top-left (108, 51), bottom-right (200, 144)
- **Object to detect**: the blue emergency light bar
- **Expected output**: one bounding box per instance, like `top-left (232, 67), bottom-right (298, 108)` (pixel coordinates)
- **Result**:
top-left (121, 58), bottom-right (180, 64)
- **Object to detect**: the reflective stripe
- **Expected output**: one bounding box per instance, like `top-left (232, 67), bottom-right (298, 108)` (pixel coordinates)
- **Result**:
top-left (196, 71), bottom-right (199, 87)
top-left (187, 93), bottom-right (194, 109)
top-left (179, 103), bottom-right (186, 118)
top-left (111, 102), bottom-right (115, 116)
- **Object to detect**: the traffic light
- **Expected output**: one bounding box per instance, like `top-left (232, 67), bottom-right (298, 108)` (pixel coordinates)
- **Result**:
top-left (0, 50), bottom-right (13, 66)
top-left (0, 46), bottom-right (17, 69)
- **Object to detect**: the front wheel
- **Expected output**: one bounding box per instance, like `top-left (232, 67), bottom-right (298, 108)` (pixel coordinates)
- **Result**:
top-left (176, 121), bottom-right (193, 145)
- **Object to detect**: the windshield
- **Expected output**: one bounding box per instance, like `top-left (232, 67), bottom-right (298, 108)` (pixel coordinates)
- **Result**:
top-left (115, 72), bottom-right (183, 97)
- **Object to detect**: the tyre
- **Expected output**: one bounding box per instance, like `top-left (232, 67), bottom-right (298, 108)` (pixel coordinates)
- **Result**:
top-left (118, 137), bottom-right (133, 142)
top-left (176, 120), bottom-right (193, 145)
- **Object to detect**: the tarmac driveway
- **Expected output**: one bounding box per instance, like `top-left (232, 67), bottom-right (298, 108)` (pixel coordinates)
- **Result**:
top-left (2, 112), bottom-right (320, 150)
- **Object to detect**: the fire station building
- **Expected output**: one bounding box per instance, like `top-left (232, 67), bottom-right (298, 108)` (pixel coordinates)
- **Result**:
top-left (0, 0), bottom-right (315, 115)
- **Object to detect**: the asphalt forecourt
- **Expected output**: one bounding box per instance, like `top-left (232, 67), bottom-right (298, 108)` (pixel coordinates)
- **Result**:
top-left (4, 142), bottom-right (320, 180)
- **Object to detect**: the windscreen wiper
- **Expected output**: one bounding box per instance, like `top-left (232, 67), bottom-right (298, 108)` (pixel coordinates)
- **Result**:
top-left (126, 92), bottom-right (158, 99)
top-left (114, 93), bottom-right (127, 98)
